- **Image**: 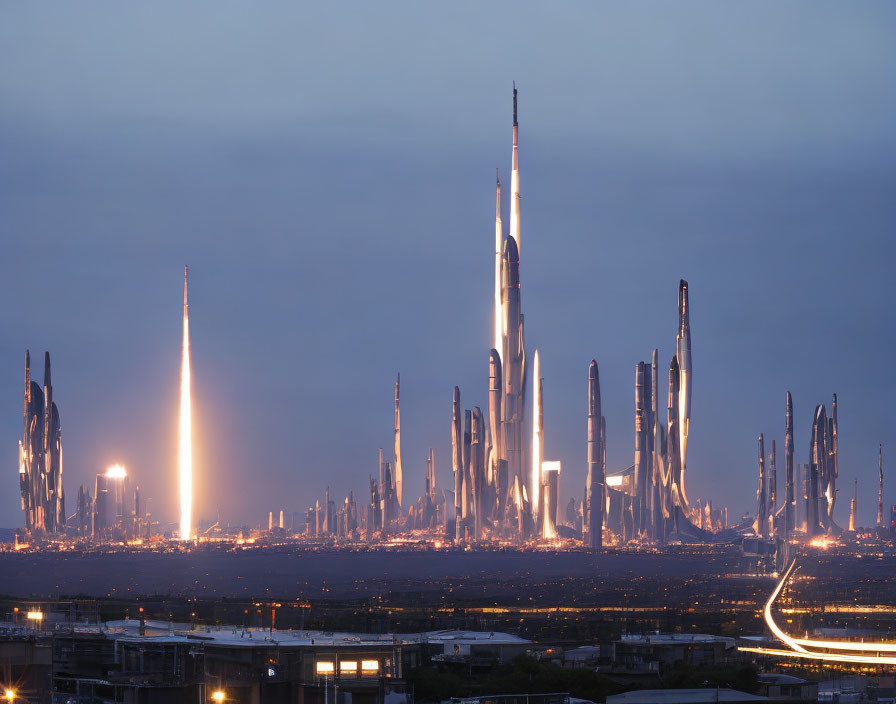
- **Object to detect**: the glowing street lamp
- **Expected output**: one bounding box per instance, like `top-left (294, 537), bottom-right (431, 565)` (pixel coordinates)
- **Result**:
top-left (211, 690), bottom-right (225, 702)
top-left (4, 689), bottom-right (16, 702)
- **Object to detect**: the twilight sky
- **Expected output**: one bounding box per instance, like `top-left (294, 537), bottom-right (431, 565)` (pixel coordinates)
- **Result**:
top-left (1, 2), bottom-right (895, 529)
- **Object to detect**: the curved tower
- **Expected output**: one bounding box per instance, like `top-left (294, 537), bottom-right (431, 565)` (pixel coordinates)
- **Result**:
top-left (394, 373), bottom-right (402, 508)
top-left (676, 280), bottom-right (692, 509)
top-left (452, 386), bottom-right (464, 540)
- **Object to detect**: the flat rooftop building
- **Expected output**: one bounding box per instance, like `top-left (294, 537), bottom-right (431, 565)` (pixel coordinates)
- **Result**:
top-left (607, 689), bottom-right (767, 704)
top-left (46, 621), bottom-right (530, 704)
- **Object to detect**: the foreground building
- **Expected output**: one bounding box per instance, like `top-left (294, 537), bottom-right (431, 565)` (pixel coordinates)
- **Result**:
top-left (48, 621), bottom-right (527, 704)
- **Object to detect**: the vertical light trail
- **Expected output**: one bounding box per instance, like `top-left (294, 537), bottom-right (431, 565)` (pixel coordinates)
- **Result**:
top-left (179, 266), bottom-right (193, 541)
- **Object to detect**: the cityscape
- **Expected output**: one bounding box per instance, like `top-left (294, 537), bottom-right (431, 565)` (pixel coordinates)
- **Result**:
top-left (1, 3), bottom-right (895, 703)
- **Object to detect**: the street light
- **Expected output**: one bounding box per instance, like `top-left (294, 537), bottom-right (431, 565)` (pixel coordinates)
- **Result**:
top-left (211, 690), bottom-right (225, 702)
top-left (4, 689), bottom-right (16, 702)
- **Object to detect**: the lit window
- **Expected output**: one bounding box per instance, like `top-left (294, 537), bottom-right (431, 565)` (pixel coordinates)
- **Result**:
top-left (361, 659), bottom-right (379, 674)
top-left (340, 661), bottom-right (358, 675)
top-left (315, 661), bottom-right (335, 675)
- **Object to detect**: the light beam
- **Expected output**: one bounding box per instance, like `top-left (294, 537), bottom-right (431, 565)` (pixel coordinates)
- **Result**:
top-left (179, 266), bottom-right (193, 541)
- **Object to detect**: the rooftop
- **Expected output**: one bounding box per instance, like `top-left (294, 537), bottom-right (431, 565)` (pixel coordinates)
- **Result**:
top-left (607, 689), bottom-right (767, 704)
top-left (618, 633), bottom-right (736, 647)
top-left (62, 622), bottom-right (529, 649)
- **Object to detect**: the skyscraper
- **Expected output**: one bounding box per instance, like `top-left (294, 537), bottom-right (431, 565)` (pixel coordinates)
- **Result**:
top-left (676, 280), bottom-right (692, 511)
top-left (19, 350), bottom-right (65, 536)
top-left (585, 360), bottom-right (604, 549)
top-left (394, 374), bottom-right (402, 508)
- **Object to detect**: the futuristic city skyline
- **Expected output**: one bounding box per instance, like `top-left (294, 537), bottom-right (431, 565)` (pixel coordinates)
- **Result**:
top-left (1, 3), bottom-right (894, 529)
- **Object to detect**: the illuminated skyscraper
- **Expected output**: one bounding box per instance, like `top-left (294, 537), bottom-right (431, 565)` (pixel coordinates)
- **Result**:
top-left (878, 444), bottom-right (884, 528)
top-left (676, 280), bottom-right (692, 510)
top-left (585, 360), bottom-right (604, 549)
top-left (754, 434), bottom-right (768, 538)
top-left (394, 374), bottom-right (402, 508)
top-left (19, 350), bottom-right (65, 536)
top-left (93, 465), bottom-right (131, 540)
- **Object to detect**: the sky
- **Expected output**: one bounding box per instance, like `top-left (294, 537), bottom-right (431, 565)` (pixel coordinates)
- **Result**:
top-left (1, 2), bottom-right (895, 530)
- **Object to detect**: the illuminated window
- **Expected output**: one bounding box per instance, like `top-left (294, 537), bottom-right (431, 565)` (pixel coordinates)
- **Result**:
top-left (340, 661), bottom-right (358, 676)
top-left (361, 659), bottom-right (379, 674)
top-left (315, 661), bottom-right (335, 675)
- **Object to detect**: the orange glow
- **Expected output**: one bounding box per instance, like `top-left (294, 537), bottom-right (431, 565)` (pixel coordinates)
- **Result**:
top-left (105, 464), bottom-right (127, 479)
top-left (748, 558), bottom-right (896, 664)
top-left (179, 267), bottom-right (193, 541)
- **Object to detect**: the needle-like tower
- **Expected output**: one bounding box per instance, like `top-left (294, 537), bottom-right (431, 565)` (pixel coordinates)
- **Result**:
top-left (179, 266), bottom-right (193, 541)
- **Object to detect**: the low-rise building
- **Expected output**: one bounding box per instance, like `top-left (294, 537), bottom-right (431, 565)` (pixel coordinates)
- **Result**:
top-left (0, 619), bottom-right (529, 704)
top-left (612, 633), bottom-right (739, 673)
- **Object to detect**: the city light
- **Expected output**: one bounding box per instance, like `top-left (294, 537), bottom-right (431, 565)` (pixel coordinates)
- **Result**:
top-left (179, 266), bottom-right (193, 541)
top-left (211, 690), bottom-right (225, 702)
top-left (105, 464), bottom-right (127, 479)
top-left (25, 611), bottom-right (43, 621)
top-left (3, 689), bottom-right (15, 702)
top-left (742, 558), bottom-right (896, 665)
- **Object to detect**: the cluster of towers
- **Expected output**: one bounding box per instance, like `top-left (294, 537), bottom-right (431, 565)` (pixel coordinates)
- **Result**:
top-left (293, 88), bottom-right (706, 549)
top-left (72, 466), bottom-right (148, 541)
top-left (298, 374), bottom-right (447, 541)
top-left (601, 281), bottom-right (710, 544)
top-left (448, 85), bottom-right (555, 544)
top-left (303, 486), bottom-right (359, 539)
top-left (751, 391), bottom-right (843, 565)
top-left (19, 351), bottom-right (65, 536)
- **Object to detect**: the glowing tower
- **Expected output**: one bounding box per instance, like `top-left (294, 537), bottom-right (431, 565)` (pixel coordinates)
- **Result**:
top-left (179, 266), bottom-right (193, 541)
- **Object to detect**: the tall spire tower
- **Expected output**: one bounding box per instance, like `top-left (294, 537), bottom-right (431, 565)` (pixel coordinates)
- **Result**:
top-left (179, 266), bottom-right (193, 541)
top-left (531, 350), bottom-right (543, 523)
top-left (585, 360), bottom-right (604, 549)
top-left (394, 373), bottom-right (402, 508)
top-left (676, 280), bottom-right (692, 510)
top-left (878, 443), bottom-right (884, 528)
top-left (784, 391), bottom-right (795, 536)
top-left (495, 173), bottom-right (504, 360)
top-left (509, 82), bottom-right (521, 255)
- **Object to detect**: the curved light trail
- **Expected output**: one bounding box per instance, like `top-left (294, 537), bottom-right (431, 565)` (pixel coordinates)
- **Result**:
top-left (739, 646), bottom-right (896, 666)
top-left (742, 557), bottom-right (896, 665)
top-left (179, 266), bottom-right (193, 541)
top-left (763, 559), bottom-right (809, 653)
